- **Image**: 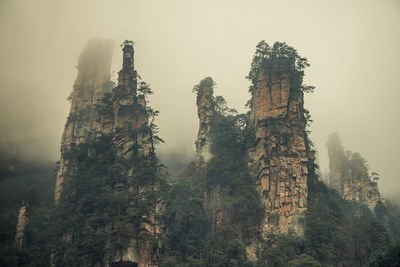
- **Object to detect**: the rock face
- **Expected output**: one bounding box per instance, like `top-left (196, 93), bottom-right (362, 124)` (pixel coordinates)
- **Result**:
top-left (102, 41), bottom-right (158, 267)
top-left (194, 77), bottom-right (229, 240)
top-left (55, 39), bottom-right (114, 203)
top-left (327, 133), bottom-right (383, 210)
top-left (195, 77), bottom-right (214, 164)
top-left (15, 200), bottom-right (29, 249)
top-left (102, 43), bottom-right (153, 159)
top-left (54, 41), bottom-right (158, 267)
top-left (247, 59), bottom-right (313, 235)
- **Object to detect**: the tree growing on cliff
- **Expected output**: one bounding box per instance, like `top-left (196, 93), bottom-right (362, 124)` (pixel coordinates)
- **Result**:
top-left (247, 41), bottom-right (309, 82)
top-left (192, 76), bottom-right (215, 94)
top-left (247, 41), bottom-right (314, 95)
top-left (52, 132), bottom-right (164, 266)
top-left (138, 81), bottom-right (153, 97)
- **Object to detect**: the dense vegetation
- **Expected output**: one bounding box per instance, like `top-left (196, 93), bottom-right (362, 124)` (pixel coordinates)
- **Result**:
top-left (0, 142), bottom-right (56, 267)
top-left (326, 132), bottom-right (383, 188)
top-left (52, 134), bottom-right (161, 266)
top-left (159, 43), bottom-right (400, 266)
top-left (160, 77), bottom-right (263, 266)
top-left (160, 76), bottom-right (400, 267)
top-left (247, 41), bottom-right (309, 84)
top-left (1, 41), bottom-right (400, 267)
top-left (246, 41), bottom-right (314, 95)
top-left (51, 77), bottom-right (164, 266)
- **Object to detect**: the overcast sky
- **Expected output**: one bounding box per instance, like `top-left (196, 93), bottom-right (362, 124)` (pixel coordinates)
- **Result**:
top-left (0, 0), bottom-right (399, 199)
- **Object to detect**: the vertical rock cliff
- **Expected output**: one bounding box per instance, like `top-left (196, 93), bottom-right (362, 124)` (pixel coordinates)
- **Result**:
top-left (247, 43), bottom-right (315, 235)
top-left (195, 77), bottom-right (214, 165)
top-left (102, 41), bottom-right (158, 267)
top-left (101, 41), bottom-right (153, 159)
top-left (15, 200), bottom-right (29, 249)
top-left (193, 77), bottom-right (224, 232)
top-left (327, 132), bottom-right (383, 210)
top-left (193, 77), bottom-right (263, 260)
top-left (53, 40), bottom-right (159, 267)
top-left (194, 42), bottom-right (316, 240)
top-left (55, 39), bottom-right (114, 203)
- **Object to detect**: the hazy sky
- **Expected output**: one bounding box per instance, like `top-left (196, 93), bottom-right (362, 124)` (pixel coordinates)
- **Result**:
top-left (0, 0), bottom-right (399, 199)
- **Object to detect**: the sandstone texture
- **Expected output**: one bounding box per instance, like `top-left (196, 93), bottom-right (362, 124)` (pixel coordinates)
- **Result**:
top-left (194, 78), bottom-right (229, 239)
top-left (55, 39), bottom-right (114, 203)
top-left (15, 200), bottom-right (29, 249)
top-left (195, 79), bottom-right (214, 164)
top-left (248, 60), bottom-right (314, 235)
top-left (328, 133), bottom-right (383, 211)
top-left (54, 41), bottom-right (158, 267)
top-left (102, 42), bottom-right (158, 267)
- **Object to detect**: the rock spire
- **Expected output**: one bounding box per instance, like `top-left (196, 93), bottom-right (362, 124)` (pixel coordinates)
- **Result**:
top-left (54, 39), bottom-right (114, 203)
top-left (247, 52), bottom-right (315, 235)
top-left (53, 40), bottom-right (159, 267)
top-left (194, 77), bottom-right (215, 164)
top-left (327, 132), bottom-right (383, 210)
top-left (15, 200), bottom-right (30, 249)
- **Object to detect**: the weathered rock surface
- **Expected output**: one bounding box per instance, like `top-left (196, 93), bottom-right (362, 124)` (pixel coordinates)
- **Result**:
top-left (194, 78), bottom-right (227, 237)
top-left (100, 42), bottom-right (153, 159)
top-left (195, 77), bottom-right (214, 164)
top-left (248, 60), bottom-right (313, 235)
top-left (54, 41), bottom-right (158, 267)
top-left (102, 41), bottom-right (158, 267)
top-left (327, 133), bottom-right (383, 210)
top-left (55, 39), bottom-right (114, 203)
top-left (15, 200), bottom-right (29, 249)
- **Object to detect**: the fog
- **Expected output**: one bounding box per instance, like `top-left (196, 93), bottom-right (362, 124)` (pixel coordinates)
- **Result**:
top-left (0, 0), bottom-right (399, 199)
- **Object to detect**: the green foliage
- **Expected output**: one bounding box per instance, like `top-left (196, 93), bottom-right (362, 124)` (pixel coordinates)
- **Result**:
top-left (375, 201), bottom-right (400, 239)
top-left (95, 92), bottom-right (113, 118)
top-left (4, 42), bottom-right (400, 267)
top-left (121, 40), bottom-right (134, 47)
top-left (247, 41), bottom-right (311, 92)
top-left (213, 95), bottom-right (238, 116)
top-left (160, 81), bottom-right (262, 266)
top-left (287, 254), bottom-right (321, 267)
top-left (255, 234), bottom-right (306, 267)
top-left (207, 114), bottom-right (243, 162)
top-left (17, 205), bottom-right (54, 267)
top-left (0, 141), bottom-right (56, 266)
top-left (145, 107), bottom-right (164, 145)
top-left (207, 239), bottom-right (252, 267)
top-left (138, 81), bottom-right (153, 97)
top-left (300, 85), bottom-right (315, 94)
top-left (254, 181), bottom-right (392, 267)
top-left (326, 132), bottom-right (376, 183)
top-left (52, 134), bottom-right (162, 266)
top-left (159, 178), bottom-right (209, 266)
top-left (192, 76), bottom-right (215, 94)
top-left (367, 240), bottom-right (400, 267)
top-left (303, 109), bottom-right (313, 128)
top-left (53, 135), bottom-right (120, 265)
top-left (304, 181), bottom-right (390, 266)
top-left (204, 95), bottom-right (263, 238)
top-left (202, 91), bottom-right (262, 264)
top-left (51, 69), bottom-right (163, 265)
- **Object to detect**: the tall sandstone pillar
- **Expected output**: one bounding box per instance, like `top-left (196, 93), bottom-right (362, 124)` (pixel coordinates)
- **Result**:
top-left (15, 200), bottom-right (30, 249)
top-left (248, 58), bottom-right (313, 235)
top-left (54, 39), bottom-right (114, 203)
top-left (53, 40), bottom-right (158, 267)
top-left (102, 41), bottom-right (158, 267)
top-left (195, 77), bottom-right (214, 165)
top-left (101, 41), bottom-right (153, 159)
top-left (327, 133), bottom-right (383, 210)
top-left (193, 77), bottom-right (225, 231)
